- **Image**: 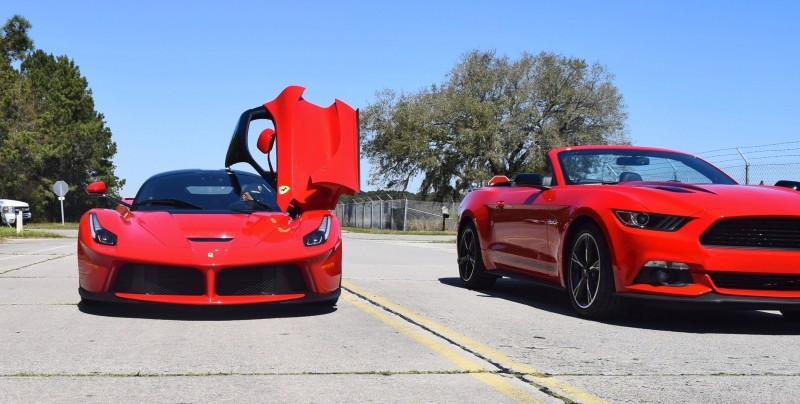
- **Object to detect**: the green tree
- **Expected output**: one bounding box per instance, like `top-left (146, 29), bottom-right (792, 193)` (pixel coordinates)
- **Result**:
top-left (0, 15), bottom-right (32, 63)
top-left (361, 50), bottom-right (629, 200)
top-left (0, 15), bottom-right (122, 222)
top-left (0, 15), bottom-right (37, 205)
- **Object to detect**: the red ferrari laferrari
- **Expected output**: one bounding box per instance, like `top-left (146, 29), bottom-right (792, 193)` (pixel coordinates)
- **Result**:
top-left (78, 86), bottom-right (359, 306)
top-left (457, 145), bottom-right (800, 320)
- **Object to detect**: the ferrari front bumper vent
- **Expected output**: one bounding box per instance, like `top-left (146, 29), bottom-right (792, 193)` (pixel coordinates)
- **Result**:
top-left (113, 265), bottom-right (205, 295)
top-left (216, 265), bottom-right (307, 296)
top-left (112, 264), bottom-right (309, 297)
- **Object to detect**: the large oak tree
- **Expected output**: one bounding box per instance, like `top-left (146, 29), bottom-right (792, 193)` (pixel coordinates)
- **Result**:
top-left (361, 50), bottom-right (629, 200)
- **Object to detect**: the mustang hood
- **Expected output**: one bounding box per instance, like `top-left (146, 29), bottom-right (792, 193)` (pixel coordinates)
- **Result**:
top-left (226, 86), bottom-right (360, 213)
top-left (621, 182), bottom-right (800, 216)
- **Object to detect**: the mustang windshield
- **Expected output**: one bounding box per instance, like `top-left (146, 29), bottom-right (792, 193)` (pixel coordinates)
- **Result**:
top-left (557, 149), bottom-right (737, 185)
top-left (133, 170), bottom-right (279, 212)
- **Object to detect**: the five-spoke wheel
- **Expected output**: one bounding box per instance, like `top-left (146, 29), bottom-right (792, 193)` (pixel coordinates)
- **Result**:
top-left (457, 222), bottom-right (496, 289)
top-left (566, 223), bottom-right (622, 319)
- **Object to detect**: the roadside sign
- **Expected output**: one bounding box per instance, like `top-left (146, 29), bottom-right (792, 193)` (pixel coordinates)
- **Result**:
top-left (53, 181), bottom-right (69, 197)
top-left (53, 180), bottom-right (68, 225)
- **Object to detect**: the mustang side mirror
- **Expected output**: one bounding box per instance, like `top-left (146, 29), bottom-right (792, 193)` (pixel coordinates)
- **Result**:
top-left (86, 181), bottom-right (107, 195)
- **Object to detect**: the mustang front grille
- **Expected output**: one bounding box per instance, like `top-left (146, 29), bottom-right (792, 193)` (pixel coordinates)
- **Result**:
top-left (216, 265), bottom-right (307, 296)
top-left (699, 218), bottom-right (800, 250)
top-left (710, 273), bottom-right (800, 291)
top-left (113, 264), bottom-right (205, 295)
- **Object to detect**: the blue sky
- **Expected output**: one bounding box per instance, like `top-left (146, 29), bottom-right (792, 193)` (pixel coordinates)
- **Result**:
top-left (3, 1), bottom-right (799, 195)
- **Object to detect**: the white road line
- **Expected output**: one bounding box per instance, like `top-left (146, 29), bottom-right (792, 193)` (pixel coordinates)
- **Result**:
top-left (0, 244), bottom-right (74, 261)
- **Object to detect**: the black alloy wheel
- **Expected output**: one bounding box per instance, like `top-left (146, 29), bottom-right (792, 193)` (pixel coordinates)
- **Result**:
top-left (457, 222), bottom-right (496, 290)
top-left (566, 222), bottom-right (622, 319)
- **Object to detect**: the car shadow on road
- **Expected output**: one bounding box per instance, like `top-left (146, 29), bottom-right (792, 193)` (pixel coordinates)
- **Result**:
top-left (77, 301), bottom-right (337, 321)
top-left (438, 277), bottom-right (800, 335)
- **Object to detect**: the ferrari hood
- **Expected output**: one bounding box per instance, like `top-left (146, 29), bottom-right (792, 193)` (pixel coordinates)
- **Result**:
top-left (134, 212), bottom-right (290, 248)
top-left (225, 86), bottom-right (360, 213)
top-left (620, 182), bottom-right (800, 216)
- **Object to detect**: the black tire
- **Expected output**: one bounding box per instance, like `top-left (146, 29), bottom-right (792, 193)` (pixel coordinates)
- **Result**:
top-left (457, 222), bottom-right (497, 290)
top-left (566, 222), bottom-right (624, 319)
top-left (780, 310), bottom-right (800, 321)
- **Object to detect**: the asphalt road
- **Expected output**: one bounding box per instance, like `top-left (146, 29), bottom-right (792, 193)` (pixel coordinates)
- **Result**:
top-left (1, 231), bottom-right (799, 403)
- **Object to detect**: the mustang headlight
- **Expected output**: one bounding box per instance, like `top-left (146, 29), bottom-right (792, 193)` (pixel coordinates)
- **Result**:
top-left (304, 215), bottom-right (331, 246)
top-left (614, 210), bottom-right (689, 231)
top-left (89, 213), bottom-right (117, 246)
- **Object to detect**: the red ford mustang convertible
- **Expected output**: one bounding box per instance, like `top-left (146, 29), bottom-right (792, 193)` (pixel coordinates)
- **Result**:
top-left (457, 145), bottom-right (800, 320)
top-left (78, 86), bottom-right (359, 306)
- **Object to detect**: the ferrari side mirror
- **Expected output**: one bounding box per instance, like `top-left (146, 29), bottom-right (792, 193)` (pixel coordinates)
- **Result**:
top-left (87, 181), bottom-right (107, 195)
top-left (257, 128), bottom-right (276, 154)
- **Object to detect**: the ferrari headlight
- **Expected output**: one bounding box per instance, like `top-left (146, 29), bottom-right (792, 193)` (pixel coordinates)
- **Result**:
top-left (89, 213), bottom-right (117, 246)
top-left (614, 210), bottom-right (689, 231)
top-left (304, 215), bottom-right (331, 246)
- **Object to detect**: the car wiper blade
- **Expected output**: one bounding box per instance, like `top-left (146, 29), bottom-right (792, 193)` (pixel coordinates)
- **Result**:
top-left (137, 198), bottom-right (205, 210)
top-left (230, 199), bottom-right (274, 212)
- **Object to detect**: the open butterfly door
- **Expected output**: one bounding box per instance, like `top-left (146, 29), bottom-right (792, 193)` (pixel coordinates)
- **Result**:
top-left (225, 86), bottom-right (360, 213)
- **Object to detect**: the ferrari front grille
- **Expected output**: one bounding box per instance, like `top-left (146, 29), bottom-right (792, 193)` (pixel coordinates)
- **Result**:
top-left (700, 218), bottom-right (800, 250)
top-left (216, 265), bottom-right (307, 296)
top-left (710, 273), bottom-right (800, 291)
top-left (113, 264), bottom-right (205, 295)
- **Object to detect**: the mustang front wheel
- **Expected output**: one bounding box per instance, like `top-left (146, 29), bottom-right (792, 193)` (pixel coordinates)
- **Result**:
top-left (567, 222), bottom-right (622, 319)
top-left (457, 222), bottom-right (497, 290)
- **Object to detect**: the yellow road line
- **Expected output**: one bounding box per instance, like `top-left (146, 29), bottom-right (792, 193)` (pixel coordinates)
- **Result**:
top-left (343, 280), bottom-right (606, 404)
top-left (343, 293), bottom-right (541, 403)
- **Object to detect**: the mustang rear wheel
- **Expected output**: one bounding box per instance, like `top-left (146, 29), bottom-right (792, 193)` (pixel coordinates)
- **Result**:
top-left (457, 222), bottom-right (496, 290)
top-left (566, 222), bottom-right (622, 319)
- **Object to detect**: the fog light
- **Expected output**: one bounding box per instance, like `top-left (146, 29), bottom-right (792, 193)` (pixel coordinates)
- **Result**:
top-left (635, 260), bottom-right (692, 286)
top-left (656, 269), bottom-right (670, 284)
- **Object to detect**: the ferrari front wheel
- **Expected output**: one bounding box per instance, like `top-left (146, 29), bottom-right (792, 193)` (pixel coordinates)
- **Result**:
top-left (457, 222), bottom-right (496, 290)
top-left (566, 222), bottom-right (622, 319)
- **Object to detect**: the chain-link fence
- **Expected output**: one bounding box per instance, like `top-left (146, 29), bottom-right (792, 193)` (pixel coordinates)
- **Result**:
top-left (696, 141), bottom-right (800, 185)
top-left (334, 198), bottom-right (460, 232)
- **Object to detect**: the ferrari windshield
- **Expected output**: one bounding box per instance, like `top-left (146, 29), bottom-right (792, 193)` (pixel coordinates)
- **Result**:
top-left (133, 170), bottom-right (279, 212)
top-left (557, 149), bottom-right (737, 185)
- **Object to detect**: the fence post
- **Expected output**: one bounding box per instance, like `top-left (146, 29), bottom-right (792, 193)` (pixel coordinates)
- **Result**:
top-left (354, 199), bottom-right (360, 228)
top-left (403, 196), bottom-right (408, 231)
top-left (387, 194), bottom-right (394, 230)
top-left (377, 196), bottom-right (383, 230)
top-left (736, 147), bottom-right (751, 184)
top-left (451, 198), bottom-right (456, 232)
top-left (361, 200), bottom-right (365, 228)
top-left (367, 197), bottom-right (373, 229)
